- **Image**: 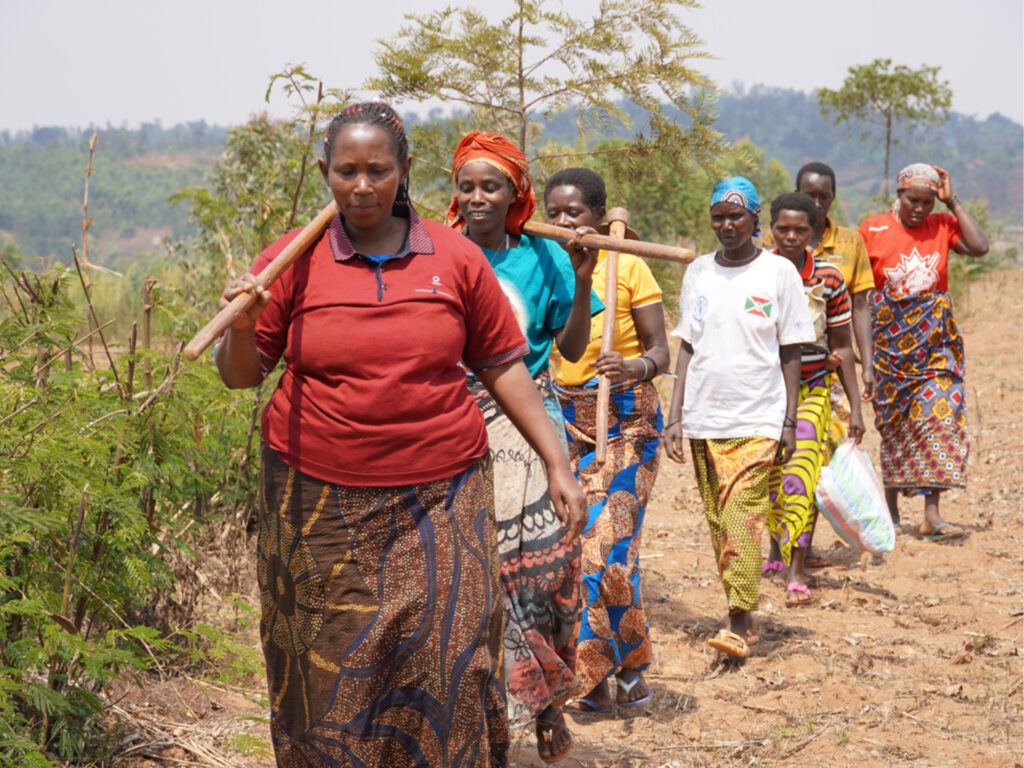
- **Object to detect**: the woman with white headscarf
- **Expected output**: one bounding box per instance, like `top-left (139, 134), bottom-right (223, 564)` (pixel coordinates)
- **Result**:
top-left (858, 163), bottom-right (989, 542)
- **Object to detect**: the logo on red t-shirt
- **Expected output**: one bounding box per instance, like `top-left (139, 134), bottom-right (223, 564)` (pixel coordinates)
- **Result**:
top-left (883, 248), bottom-right (940, 294)
top-left (744, 295), bottom-right (772, 318)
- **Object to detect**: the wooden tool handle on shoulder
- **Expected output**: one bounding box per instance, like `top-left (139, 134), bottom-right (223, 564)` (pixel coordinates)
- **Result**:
top-left (183, 201), bottom-right (338, 361)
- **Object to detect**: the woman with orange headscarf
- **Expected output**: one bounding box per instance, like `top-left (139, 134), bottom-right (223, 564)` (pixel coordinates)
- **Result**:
top-left (448, 131), bottom-right (601, 764)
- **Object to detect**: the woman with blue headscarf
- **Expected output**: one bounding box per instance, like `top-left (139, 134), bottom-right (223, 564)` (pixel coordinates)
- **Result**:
top-left (663, 177), bottom-right (814, 659)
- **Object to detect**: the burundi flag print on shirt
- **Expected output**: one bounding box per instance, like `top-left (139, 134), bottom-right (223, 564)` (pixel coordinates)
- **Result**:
top-left (744, 295), bottom-right (772, 318)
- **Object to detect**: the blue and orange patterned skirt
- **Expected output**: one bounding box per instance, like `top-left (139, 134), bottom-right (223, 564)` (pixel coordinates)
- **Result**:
top-left (555, 378), bottom-right (661, 695)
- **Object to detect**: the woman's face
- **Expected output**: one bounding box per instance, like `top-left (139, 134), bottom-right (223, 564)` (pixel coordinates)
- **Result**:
top-left (544, 185), bottom-right (604, 230)
top-left (455, 162), bottom-right (516, 236)
top-left (710, 201), bottom-right (757, 250)
top-left (319, 123), bottom-right (410, 232)
top-left (897, 186), bottom-right (936, 228)
top-left (771, 209), bottom-right (814, 261)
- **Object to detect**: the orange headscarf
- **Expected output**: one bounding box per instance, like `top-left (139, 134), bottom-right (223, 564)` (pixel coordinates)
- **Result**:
top-left (446, 131), bottom-right (536, 235)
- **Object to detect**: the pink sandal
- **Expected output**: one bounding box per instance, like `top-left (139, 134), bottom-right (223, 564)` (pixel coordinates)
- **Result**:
top-left (785, 581), bottom-right (811, 607)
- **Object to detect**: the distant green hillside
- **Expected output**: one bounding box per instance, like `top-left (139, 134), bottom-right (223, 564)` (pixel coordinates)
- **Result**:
top-left (0, 122), bottom-right (225, 266)
top-left (1, 91), bottom-right (1020, 266)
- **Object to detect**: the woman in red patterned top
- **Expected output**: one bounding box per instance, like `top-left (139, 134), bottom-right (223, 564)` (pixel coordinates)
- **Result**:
top-left (858, 163), bottom-right (988, 542)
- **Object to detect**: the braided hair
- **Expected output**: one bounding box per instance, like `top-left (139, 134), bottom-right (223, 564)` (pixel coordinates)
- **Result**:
top-left (323, 102), bottom-right (410, 202)
top-left (543, 167), bottom-right (607, 212)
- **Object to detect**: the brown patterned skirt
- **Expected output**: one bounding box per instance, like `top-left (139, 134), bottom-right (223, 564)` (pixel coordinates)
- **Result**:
top-left (258, 445), bottom-right (509, 767)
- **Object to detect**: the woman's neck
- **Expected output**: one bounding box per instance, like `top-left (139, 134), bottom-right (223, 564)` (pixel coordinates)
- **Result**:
top-left (716, 241), bottom-right (759, 267)
top-left (465, 226), bottom-right (512, 252)
top-left (345, 215), bottom-right (407, 256)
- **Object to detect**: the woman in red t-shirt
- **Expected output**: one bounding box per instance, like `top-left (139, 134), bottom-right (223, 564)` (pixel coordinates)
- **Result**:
top-left (214, 102), bottom-right (585, 768)
top-left (858, 163), bottom-right (988, 542)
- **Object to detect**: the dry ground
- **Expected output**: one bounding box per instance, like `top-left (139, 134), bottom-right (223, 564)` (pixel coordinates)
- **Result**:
top-left (112, 269), bottom-right (1023, 768)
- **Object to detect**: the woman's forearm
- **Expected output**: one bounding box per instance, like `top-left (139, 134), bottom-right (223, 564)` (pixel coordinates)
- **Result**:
top-left (632, 303), bottom-right (671, 377)
top-left (779, 344), bottom-right (802, 421)
top-left (949, 200), bottom-right (989, 256)
top-left (554, 277), bottom-right (596, 362)
top-left (216, 327), bottom-right (263, 389)
top-left (667, 341), bottom-right (693, 422)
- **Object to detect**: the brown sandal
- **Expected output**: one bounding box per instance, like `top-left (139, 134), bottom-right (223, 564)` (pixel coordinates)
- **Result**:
top-left (536, 709), bottom-right (572, 764)
top-left (707, 629), bottom-right (750, 658)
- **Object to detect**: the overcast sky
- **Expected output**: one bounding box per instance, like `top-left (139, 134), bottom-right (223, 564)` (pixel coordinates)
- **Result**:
top-left (3, 0), bottom-right (1022, 132)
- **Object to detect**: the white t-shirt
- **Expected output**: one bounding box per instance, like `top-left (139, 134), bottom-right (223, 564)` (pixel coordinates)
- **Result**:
top-left (672, 249), bottom-right (814, 439)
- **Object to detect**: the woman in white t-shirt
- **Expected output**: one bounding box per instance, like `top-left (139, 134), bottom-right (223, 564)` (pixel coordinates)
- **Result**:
top-left (664, 177), bottom-right (814, 659)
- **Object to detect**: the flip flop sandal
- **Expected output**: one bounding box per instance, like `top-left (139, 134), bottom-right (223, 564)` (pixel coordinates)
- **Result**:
top-left (762, 559), bottom-right (785, 576)
top-left (706, 629), bottom-right (750, 658)
top-left (785, 581), bottom-right (812, 607)
top-left (616, 672), bottom-right (653, 708)
top-left (536, 709), bottom-right (572, 764)
top-left (746, 630), bottom-right (761, 646)
top-left (805, 556), bottom-right (832, 569)
top-left (921, 522), bottom-right (965, 542)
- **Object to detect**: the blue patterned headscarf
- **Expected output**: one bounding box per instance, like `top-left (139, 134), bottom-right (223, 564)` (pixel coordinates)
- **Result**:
top-left (710, 176), bottom-right (762, 236)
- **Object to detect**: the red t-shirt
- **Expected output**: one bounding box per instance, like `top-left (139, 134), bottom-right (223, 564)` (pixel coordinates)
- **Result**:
top-left (252, 203), bottom-right (528, 487)
top-left (858, 211), bottom-right (962, 294)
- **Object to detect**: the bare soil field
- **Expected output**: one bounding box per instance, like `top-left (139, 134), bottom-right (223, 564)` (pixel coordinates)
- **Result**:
top-left (112, 269), bottom-right (1023, 768)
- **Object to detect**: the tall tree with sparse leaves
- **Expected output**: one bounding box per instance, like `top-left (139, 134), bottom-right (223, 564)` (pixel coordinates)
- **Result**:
top-left (817, 58), bottom-right (952, 197)
top-left (367, 0), bottom-right (725, 179)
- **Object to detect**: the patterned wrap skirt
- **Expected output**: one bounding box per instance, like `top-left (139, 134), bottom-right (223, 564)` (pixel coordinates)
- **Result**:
top-left (767, 375), bottom-right (832, 565)
top-left (468, 375), bottom-right (582, 728)
top-left (258, 446), bottom-right (509, 767)
top-left (872, 290), bottom-right (969, 494)
top-left (690, 436), bottom-right (777, 613)
top-left (555, 378), bottom-right (661, 696)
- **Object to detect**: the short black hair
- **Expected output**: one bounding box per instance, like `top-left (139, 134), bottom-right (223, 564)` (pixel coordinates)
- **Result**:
top-left (543, 167), bottom-right (607, 211)
top-left (770, 192), bottom-right (819, 228)
top-left (794, 161), bottom-right (836, 195)
top-left (323, 102), bottom-right (410, 201)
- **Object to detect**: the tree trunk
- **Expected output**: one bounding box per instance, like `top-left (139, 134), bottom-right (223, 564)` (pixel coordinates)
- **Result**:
top-left (883, 111), bottom-right (892, 199)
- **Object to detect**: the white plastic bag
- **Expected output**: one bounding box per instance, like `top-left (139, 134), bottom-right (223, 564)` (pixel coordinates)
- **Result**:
top-left (815, 442), bottom-right (895, 553)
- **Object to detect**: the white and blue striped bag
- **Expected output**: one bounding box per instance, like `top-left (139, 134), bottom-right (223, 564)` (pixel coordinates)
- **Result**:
top-left (815, 442), bottom-right (895, 553)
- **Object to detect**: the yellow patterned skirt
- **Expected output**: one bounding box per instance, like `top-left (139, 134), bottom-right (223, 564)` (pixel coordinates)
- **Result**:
top-left (690, 436), bottom-right (778, 613)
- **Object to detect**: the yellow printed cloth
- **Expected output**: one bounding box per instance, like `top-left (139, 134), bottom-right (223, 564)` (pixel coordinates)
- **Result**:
top-left (690, 436), bottom-right (777, 613)
top-left (767, 376), bottom-right (832, 566)
top-left (553, 252), bottom-right (661, 387)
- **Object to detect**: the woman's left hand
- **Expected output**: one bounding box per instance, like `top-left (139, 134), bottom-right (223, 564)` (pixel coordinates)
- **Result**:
top-left (593, 351), bottom-right (629, 380)
top-left (934, 165), bottom-right (954, 204)
top-left (566, 226), bottom-right (599, 282)
top-left (547, 462), bottom-right (588, 541)
top-left (775, 426), bottom-right (796, 465)
top-left (847, 407), bottom-right (866, 445)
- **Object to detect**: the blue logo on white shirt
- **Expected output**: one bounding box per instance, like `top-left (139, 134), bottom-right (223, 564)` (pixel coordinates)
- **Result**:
top-left (693, 296), bottom-right (708, 321)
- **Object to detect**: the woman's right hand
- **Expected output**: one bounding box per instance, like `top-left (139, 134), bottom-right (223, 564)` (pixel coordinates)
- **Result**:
top-left (220, 274), bottom-right (271, 330)
top-left (564, 226), bottom-right (600, 281)
top-left (664, 420), bottom-right (686, 464)
top-left (547, 461), bottom-right (588, 542)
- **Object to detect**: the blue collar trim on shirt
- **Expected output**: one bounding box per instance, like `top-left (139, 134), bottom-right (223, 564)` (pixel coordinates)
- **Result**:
top-left (326, 200), bottom-right (436, 263)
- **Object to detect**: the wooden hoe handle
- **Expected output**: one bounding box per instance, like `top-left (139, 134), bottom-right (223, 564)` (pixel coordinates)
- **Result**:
top-left (183, 201), bottom-right (338, 361)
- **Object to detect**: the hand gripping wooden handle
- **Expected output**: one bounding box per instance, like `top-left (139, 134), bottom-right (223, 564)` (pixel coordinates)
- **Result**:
top-left (594, 207), bottom-right (630, 465)
top-left (183, 201), bottom-right (339, 361)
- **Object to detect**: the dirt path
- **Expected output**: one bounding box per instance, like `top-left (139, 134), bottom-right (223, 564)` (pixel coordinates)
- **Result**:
top-left (117, 269), bottom-right (1023, 768)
